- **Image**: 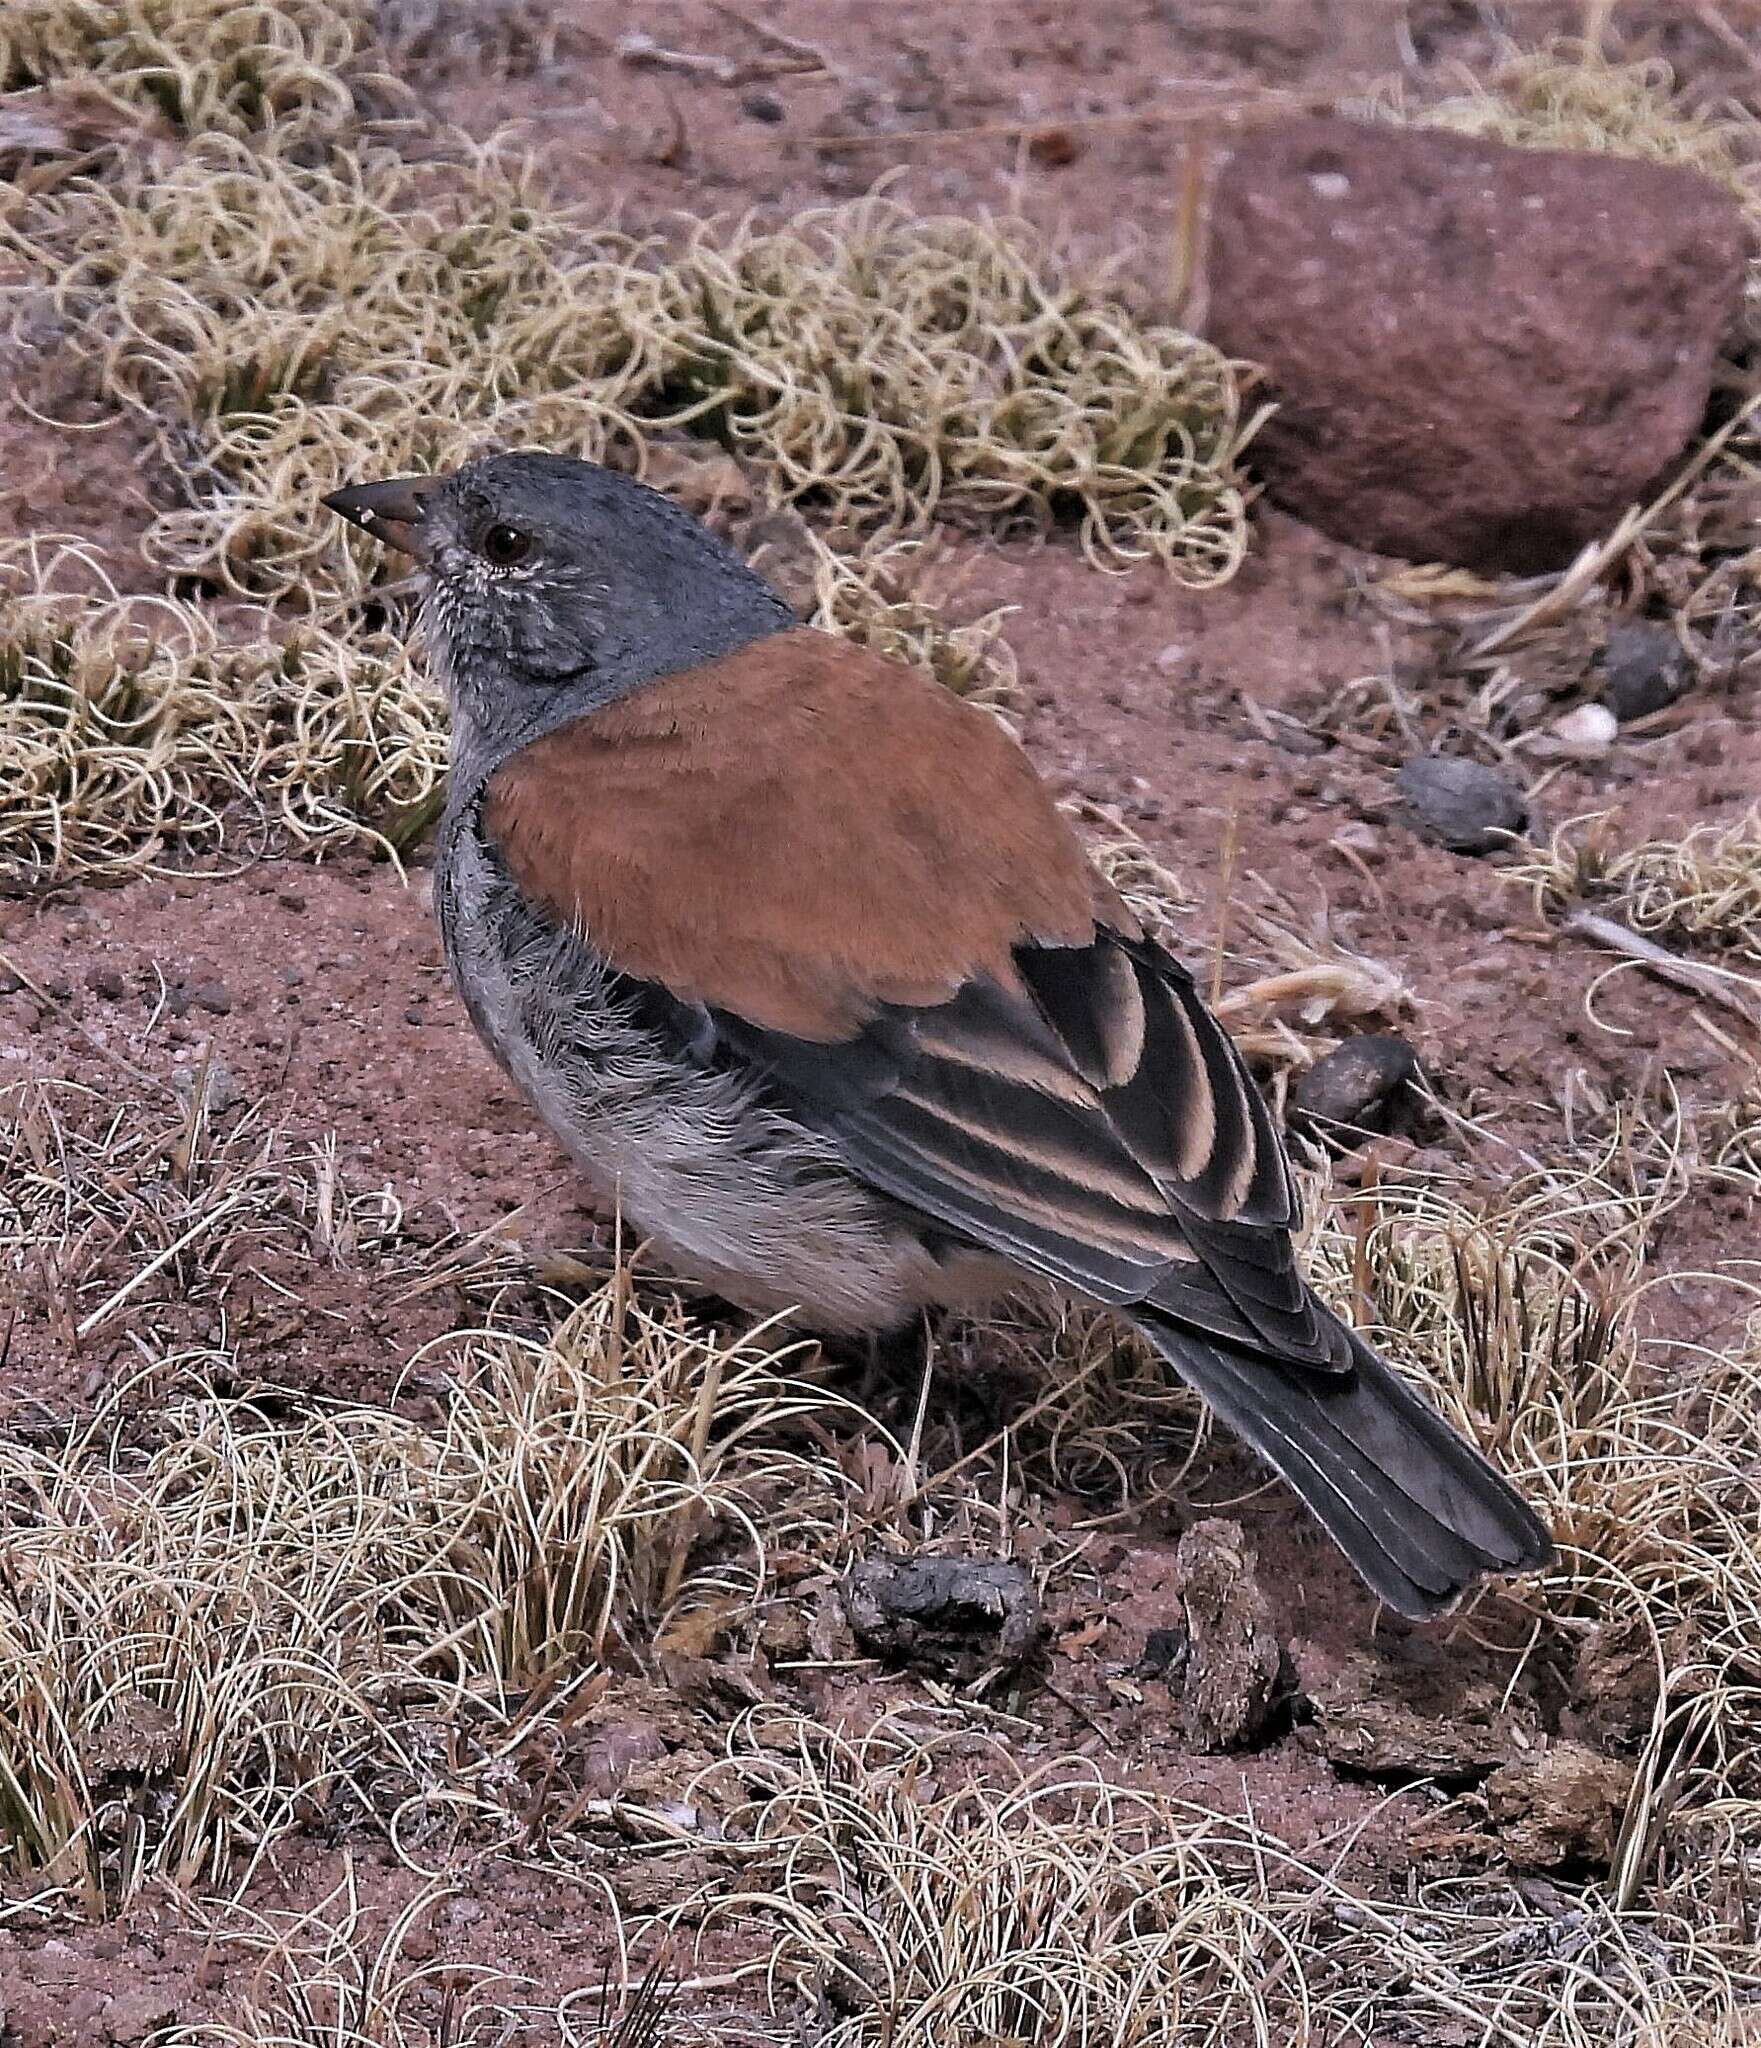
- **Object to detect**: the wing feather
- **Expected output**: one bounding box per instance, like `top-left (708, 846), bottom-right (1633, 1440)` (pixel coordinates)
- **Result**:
top-left (717, 933), bottom-right (1349, 1371)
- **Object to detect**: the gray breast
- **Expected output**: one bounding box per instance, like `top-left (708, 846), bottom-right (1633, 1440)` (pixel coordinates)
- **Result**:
top-left (429, 799), bottom-right (953, 1333)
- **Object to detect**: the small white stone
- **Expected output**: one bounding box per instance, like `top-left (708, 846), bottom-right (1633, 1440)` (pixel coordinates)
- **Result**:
top-left (1549, 702), bottom-right (1618, 761)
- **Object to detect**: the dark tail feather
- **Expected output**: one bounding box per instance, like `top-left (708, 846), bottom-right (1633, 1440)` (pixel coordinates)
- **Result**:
top-left (1135, 1309), bottom-right (1554, 1619)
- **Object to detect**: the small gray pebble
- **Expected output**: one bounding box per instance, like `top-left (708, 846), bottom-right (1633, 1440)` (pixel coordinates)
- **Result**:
top-left (1292, 1033), bottom-right (1421, 1138)
top-left (1394, 755), bottom-right (1527, 855)
top-left (740, 88), bottom-right (786, 123)
top-left (172, 1057), bottom-right (236, 1116)
top-left (86, 964), bottom-right (127, 1000)
top-left (1600, 620), bottom-right (1688, 724)
top-left (0, 967), bottom-right (23, 996)
top-left (193, 979), bottom-right (232, 1015)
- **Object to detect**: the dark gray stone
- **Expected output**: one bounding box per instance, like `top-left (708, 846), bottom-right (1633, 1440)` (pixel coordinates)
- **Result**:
top-left (1600, 619), bottom-right (1690, 723)
top-left (843, 1555), bottom-right (1042, 1676)
top-left (1292, 1032), bottom-right (1421, 1138)
top-left (1395, 754), bottom-right (1527, 855)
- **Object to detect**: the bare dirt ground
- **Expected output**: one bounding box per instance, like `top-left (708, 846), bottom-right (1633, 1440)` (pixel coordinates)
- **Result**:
top-left (4, 3), bottom-right (1761, 2043)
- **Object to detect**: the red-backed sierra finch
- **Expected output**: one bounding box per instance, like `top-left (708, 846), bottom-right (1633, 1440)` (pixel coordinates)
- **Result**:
top-left (325, 452), bottom-right (1551, 1619)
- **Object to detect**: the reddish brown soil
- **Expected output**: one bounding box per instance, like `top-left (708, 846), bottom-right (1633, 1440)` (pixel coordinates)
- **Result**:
top-left (4, 3), bottom-right (1761, 2041)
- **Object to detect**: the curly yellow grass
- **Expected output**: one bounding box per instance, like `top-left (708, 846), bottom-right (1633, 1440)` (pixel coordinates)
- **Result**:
top-left (0, 0), bottom-right (398, 139)
top-left (663, 1704), bottom-right (1761, 2048)
top-left (1514, 809), bottom-right (1761, 968)
top-left (9, 138), bottom-right (1259, 601)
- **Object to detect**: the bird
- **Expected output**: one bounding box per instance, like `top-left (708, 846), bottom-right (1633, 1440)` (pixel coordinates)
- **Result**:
top-left (324, 451), bottom-right (1553, 1619)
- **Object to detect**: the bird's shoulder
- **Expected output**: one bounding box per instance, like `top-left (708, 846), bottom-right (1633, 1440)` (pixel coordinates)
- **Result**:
top-left (482, 625), bottom-right (1132, 1039)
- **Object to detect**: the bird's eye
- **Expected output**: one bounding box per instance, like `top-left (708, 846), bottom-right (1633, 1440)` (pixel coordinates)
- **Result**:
top-left (481, 523), bottom-right (532, 568)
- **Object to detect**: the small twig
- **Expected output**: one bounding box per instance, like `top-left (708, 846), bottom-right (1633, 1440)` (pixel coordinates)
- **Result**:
top-left (807, 79), bottom-right (1359, 152)
top-left (1559, 910), bottom-right (1761, 1032)
top-left (660, 1346), bottom-right (726, 1609)
top-left (75, 1188), bottom-right (248, 1339)
top-left (706, 2), bottom-right (829, 69)
top-left (1169, 123), bottom-right (1211, 325)
top-left (616, 26), bottom-right (821, 86)
top-left (1209, 802), bottom-right (1241, 1008)
top-left (1037, 1672), bottom-right (1117, 1748)
top-left (1466, 392), bottom-right (1761, 663)
top-left (1690, 0), bottom-right (1760, 68)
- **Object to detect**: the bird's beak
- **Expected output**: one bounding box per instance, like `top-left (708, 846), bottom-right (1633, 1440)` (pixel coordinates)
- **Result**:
top-left (322, 473), bottom-right (445, 562)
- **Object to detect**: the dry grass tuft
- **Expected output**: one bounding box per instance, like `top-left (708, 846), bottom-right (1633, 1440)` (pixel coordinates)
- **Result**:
top-left (1358, 37), bottom-right (1761, 209)
top-left (1302, 1135), bottom-right (1761, 1891)
top-left (167, 1874), bottom-right (519, 2046)
top-left (630, 202), bottom-right (1261, 576)
top-left (2, 1073), bottom-right (406, 1353)
top-left (691, 1706), bottom-right (1315, 2046)
top-left (0, 1271), bottom-right (848, 1913)
top-left (805, 532), bottom-right (1019, 709)
top-left (8, 142), bottom-right (1258, 603)
top-left (1513, 809), bottom-right (1761, 968)
top-left (680, 1705), bottom-right (1761, 2047)
top-left (0, 0), bottom-right (402, 142)
top-left (0, 542), bottom-right (447, 880)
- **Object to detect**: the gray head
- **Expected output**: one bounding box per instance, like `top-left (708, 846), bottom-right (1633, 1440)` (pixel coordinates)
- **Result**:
top-left (324, 451), bottom-right (794, 787)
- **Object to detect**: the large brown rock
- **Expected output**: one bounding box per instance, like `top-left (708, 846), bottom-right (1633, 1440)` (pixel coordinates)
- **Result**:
top-left (1205, 116), bottom-right (1749, 573)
